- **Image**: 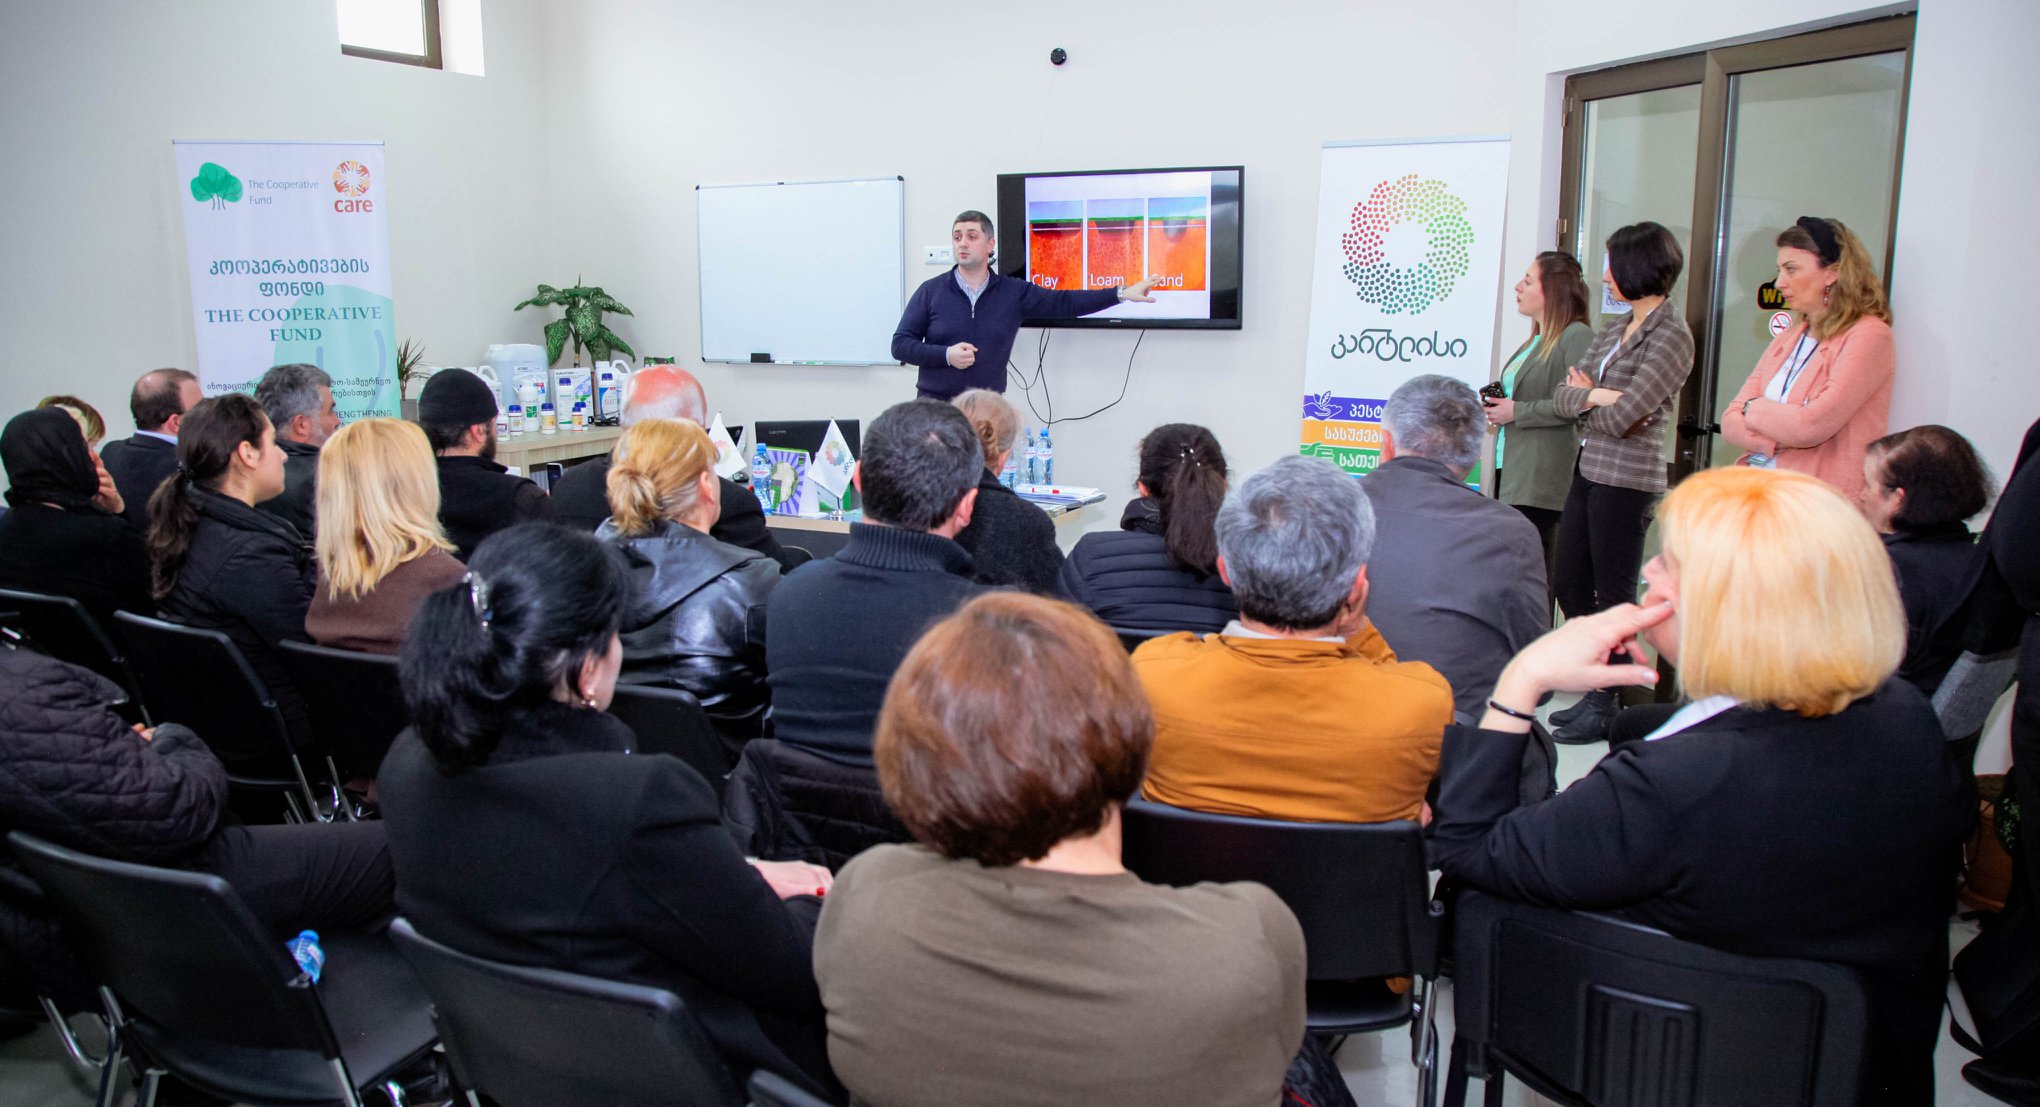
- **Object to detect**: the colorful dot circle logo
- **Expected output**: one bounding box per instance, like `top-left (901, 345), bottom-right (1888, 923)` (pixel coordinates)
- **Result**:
top-left (1340, 174), bottom-right (1474, 315)
top-left (332, 160), bottom-right (372, 198)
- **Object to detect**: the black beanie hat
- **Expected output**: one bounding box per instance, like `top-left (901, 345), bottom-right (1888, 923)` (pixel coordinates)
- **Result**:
top-left (418, 369), bottom-right (500, 428)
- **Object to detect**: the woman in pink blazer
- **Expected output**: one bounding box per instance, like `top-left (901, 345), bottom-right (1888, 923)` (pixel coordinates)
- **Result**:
top-left (1721, 216), bottom-right (1894, 500)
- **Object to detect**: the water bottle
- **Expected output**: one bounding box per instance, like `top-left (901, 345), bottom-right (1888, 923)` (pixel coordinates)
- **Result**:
top-left (287, 930), bottom-right (324, 983)
top-left (1038, 427), bottom-right (1054, 485)
top-left (751, 444), bottom-right (774, 511)
top-left (1023, 427), bottom-right (1039, 485)
top-left (999, 445), bottom-right (1018, 489)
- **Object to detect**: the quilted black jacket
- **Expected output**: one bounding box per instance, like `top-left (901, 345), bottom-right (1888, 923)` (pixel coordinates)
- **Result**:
top-left (720, 740), bottom-right (910, 871)
top-left (0, 647), bottom-right (226, 1003)
top-left (1058, 498), bottom-right (1238, 634)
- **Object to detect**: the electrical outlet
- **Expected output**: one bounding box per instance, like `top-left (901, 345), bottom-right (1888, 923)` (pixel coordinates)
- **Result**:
top-left (924, 247), bottom-right (953, 265)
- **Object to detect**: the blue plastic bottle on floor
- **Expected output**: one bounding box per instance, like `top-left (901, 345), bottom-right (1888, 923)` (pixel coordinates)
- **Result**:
top-left (288, 930), bottom-right (324, 983)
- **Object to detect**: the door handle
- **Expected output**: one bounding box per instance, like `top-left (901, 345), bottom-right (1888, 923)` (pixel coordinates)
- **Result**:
top-left (1676, 416), bottom-right (1720, 440)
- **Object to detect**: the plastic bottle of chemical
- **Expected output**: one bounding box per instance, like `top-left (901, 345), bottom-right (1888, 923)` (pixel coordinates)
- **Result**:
top-left (1038, 427), bottom-right (1055, 485)
top-left (287, 930), bottom-right (324, 983)
top-left (570, 402), bottom-right (587, 431)
top-left (539, 402), bottom-right (558, 434)
top-left (1023, 428), bottom-right (1039, 485)
top-left (507, 403), bottom-right (525, 434)
top-left (999, 444), bottom-right (1018, 489)
top-left (751, 444), bottom-right (774, 511)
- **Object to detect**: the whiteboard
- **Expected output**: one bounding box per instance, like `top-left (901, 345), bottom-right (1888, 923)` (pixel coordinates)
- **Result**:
top-left (697, 177), bottom-right (905, 365)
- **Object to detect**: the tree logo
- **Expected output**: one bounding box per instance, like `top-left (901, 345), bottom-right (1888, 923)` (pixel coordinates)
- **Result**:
top-left (189, 162), bottom-right (243, 209)
top-left (1340, 174), bottom-right (1474, 315)
top-left (332, 160), bottom-right (371, 197)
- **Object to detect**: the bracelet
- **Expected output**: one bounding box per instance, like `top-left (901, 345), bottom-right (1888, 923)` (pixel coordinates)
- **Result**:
top-left (1485, 698), bottom-right (1538, 723)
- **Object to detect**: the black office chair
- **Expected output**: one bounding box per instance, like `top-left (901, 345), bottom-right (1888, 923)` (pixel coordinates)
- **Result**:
top-left (113, 611), bottom-right (337, 822)
top-left (1443, 889), bottom-right (1873, 1107)
top-left (278, 639), bottom-right (408, 782)
top-left (9, 832), bottom-right (439, 1107)
top-left (779, 544), bottom-right (815, 570)
top-left (1110, 626), bottom-right (1175, 653)
top-left (1120, 799), bottom-right (1442, 1105)
top-left (0, 588), bottom-right (148, 723)
top-left (748, 1069), bottom-right (835, 1107)
top-left (607, 684), bottom-right (734, 797)
top-left (388, 917), bottom-right (744, 1107)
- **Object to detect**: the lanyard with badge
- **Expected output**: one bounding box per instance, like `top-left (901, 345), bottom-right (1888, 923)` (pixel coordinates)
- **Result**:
top-left (1746, 331), bottom-right (1819, 468)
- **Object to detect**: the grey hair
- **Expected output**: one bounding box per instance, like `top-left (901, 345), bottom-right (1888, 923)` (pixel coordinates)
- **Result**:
top-left (1383, 373), bottom-right (1484, 479)
top-left (620, 368), bottom-right (708, 428)
top-left (254, 363), bottom-right (332, 435)
top-left (1215, 456), bottom-right (1375, 631)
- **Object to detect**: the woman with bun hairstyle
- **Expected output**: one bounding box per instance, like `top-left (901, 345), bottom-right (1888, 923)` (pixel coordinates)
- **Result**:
top-left (598, 417), bottom-right (780, 757)
top-left (1060, 423), bottom-right (1237, 634)
top-left (950, 389), bottom-right (1065, 594)
top-left (1721, 216), bottom-right (1894, 499)
top-left (378, 523), bottom-right (837, 1096)
top-left (1483, 250), bottom-right (1597, 587)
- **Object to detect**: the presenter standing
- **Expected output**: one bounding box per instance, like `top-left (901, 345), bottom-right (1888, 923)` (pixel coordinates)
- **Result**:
top-left (893, 211), bottom-right (1159, 401)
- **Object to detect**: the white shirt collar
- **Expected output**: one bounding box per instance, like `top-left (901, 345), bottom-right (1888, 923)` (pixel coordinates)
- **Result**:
top-left (1641, 695), bottom-right (1739, 741)
top-left (135, 429), bottom-right (178, 445)
top-left (1218, 619), bottom-right (1345, 644)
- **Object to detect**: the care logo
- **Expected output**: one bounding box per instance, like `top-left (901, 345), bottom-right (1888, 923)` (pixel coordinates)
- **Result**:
top-left (1340, 174), bottom-right (1473, 315)
top-left (189, 162), bottom-right (243, 209)
top-left (332, 160), bottom-right (372, 197)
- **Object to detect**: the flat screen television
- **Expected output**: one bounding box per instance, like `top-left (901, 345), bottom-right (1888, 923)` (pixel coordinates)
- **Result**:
top-left (995, 165), bottom-right (1242, 330)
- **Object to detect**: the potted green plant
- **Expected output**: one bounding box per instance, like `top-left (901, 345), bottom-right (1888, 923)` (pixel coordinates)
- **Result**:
top-left (395, 337), bottom-right (425, 418)
top-left (513, 282), bottom-right (636, 367)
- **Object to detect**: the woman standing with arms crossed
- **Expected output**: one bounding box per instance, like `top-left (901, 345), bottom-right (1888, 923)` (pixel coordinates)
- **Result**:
top-left (1720, 216), bottom-right (1894, 500)
top-left (1484, 251), bottom-right (1596, 593)
top-left (1546, 222), bottom-right (1696, 743)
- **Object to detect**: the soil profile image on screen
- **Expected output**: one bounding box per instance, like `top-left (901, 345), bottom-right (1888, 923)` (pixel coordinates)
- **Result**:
top-left (998, 165), bottom-right (1242, 330)
top-left (1085, 199), bottom-right (1146, 290)
top-left (1026, 201), bottom-right (1083, 291)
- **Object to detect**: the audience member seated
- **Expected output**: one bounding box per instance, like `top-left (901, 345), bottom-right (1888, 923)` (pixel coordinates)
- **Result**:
top-left (1861, 424), bottom-right (1993, 694)
top-left (148, 394), bottom-right (318, 747)
top-left (765, 399), bottom-right (985, 761)
top-left (36, 394), bottom-right (105, 449)
top-left (376, 524), bottom-right (837, 1094)
top-left (600, 418), bottom-right (778, 758)
top-left (100, 368), bottom-right (202, 531)
top-left (1429, 466), bottom-right (1972, 1106)
top-left (1135, 456), bottom-right (1452, 823)
top-left (816, 592), bottom-right (1308, 1107)
top-left (0, 645), bottom-right (392, 1010)
top-left (253, 362), bottom-right (342, 537)
top-left (0, 409), bottom-right (152, 627)
top-left (950, 388), bottom-right (1064, 593)
top-left (304, 419), bottom-right (466, 655)
top-left (549, 365), bottom-right (792, 571)
top-left (417, 367), bottom-right (552, 560)
top-left (1060, 423), bottom-right (1237, 633)
top-left (1363, 375), bottom-right (1550, 722)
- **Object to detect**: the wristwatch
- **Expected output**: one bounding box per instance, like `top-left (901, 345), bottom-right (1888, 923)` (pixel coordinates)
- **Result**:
top-left (1742, 397), bottom-right (1757, 416)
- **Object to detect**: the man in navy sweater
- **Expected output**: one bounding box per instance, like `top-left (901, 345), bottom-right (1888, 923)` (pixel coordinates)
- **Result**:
top-left (892, 210), bottom-right (1158, 401)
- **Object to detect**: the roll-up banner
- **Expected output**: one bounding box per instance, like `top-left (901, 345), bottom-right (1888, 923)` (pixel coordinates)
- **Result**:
top-left (1301, 136), bottom-right (1510, 480)
top-left (173, 140), bottom-right (396, 418)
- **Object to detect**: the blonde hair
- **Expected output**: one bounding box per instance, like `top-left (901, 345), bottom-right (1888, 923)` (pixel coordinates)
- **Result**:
top-left (38, 395), bottom-right (105, 446)
top-left (314, 419), bottom-right (453, 599)
top-left (607, 418), bottom-right (717, 536)
top-left (1777, 217), bottom-right (1890, 341)
top-left (952, 388), bottom-right (1019, 471)
top-left (1661, 467), bottom-right (1904, 717)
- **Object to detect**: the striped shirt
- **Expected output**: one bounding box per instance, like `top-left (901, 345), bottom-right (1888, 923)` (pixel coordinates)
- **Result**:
top-left (1551, 306), bottom-right (1695, 494)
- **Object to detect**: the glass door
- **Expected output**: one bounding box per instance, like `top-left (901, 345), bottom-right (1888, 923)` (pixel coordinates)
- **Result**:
top-left (1571, 85), bottom-right (1702, 332)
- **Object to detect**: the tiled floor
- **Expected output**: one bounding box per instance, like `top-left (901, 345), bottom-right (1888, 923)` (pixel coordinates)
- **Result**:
top-left (0, 718), bottom-right (2009, 1105)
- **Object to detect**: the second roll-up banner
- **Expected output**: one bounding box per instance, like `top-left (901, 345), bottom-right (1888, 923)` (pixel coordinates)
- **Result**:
top-left (1301, 136), bottom-right (1510, 480)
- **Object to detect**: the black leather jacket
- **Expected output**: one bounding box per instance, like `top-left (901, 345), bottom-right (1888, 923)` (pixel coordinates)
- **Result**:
top-left (602, 520), bottom-right (779, 756)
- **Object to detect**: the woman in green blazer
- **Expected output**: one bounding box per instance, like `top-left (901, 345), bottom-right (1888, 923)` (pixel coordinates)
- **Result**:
top-left (1485, 250), bottom-right (1595, 586)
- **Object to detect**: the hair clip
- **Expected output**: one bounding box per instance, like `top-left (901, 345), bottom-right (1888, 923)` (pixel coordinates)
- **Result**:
top-left (465, 571), bottom-right (493, 630)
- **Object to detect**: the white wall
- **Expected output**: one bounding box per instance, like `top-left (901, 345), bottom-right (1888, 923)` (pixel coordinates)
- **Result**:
top-left (1504, 0), bottom-right (2040, 479)
top-left (0, 0), bottom-right (554, 443)
top-left (543, 0), bottom-right (1516, 530)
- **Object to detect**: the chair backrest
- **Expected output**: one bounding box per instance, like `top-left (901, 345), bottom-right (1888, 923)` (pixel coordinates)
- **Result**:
top-left (278, 639), bottom-right (407, 778)
top-left (388, 917), bottom-right (742, 1107)
top-left (1112, 626), bottom-right (1171, 653)
top-left (748, 1069), bottom-right (833, 1107)
top-left (722, 740), bottom-right (909, 870)
top-left (606, 684), bottom-right (732, 794)
top-left (1452, 890), bottom-right (1871, 1107)
top-left (112, 611), bottom-right (293, 768)
top-left (0, 588), bottom-right (144, 710)
top-left (7, 832), bottom-right (339, 1055)
top-left (1120, 799), bottom-right (1435, 982)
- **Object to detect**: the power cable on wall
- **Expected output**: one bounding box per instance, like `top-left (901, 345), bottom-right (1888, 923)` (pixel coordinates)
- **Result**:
top-left (1007, 328), bottom-right (1145, 427)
